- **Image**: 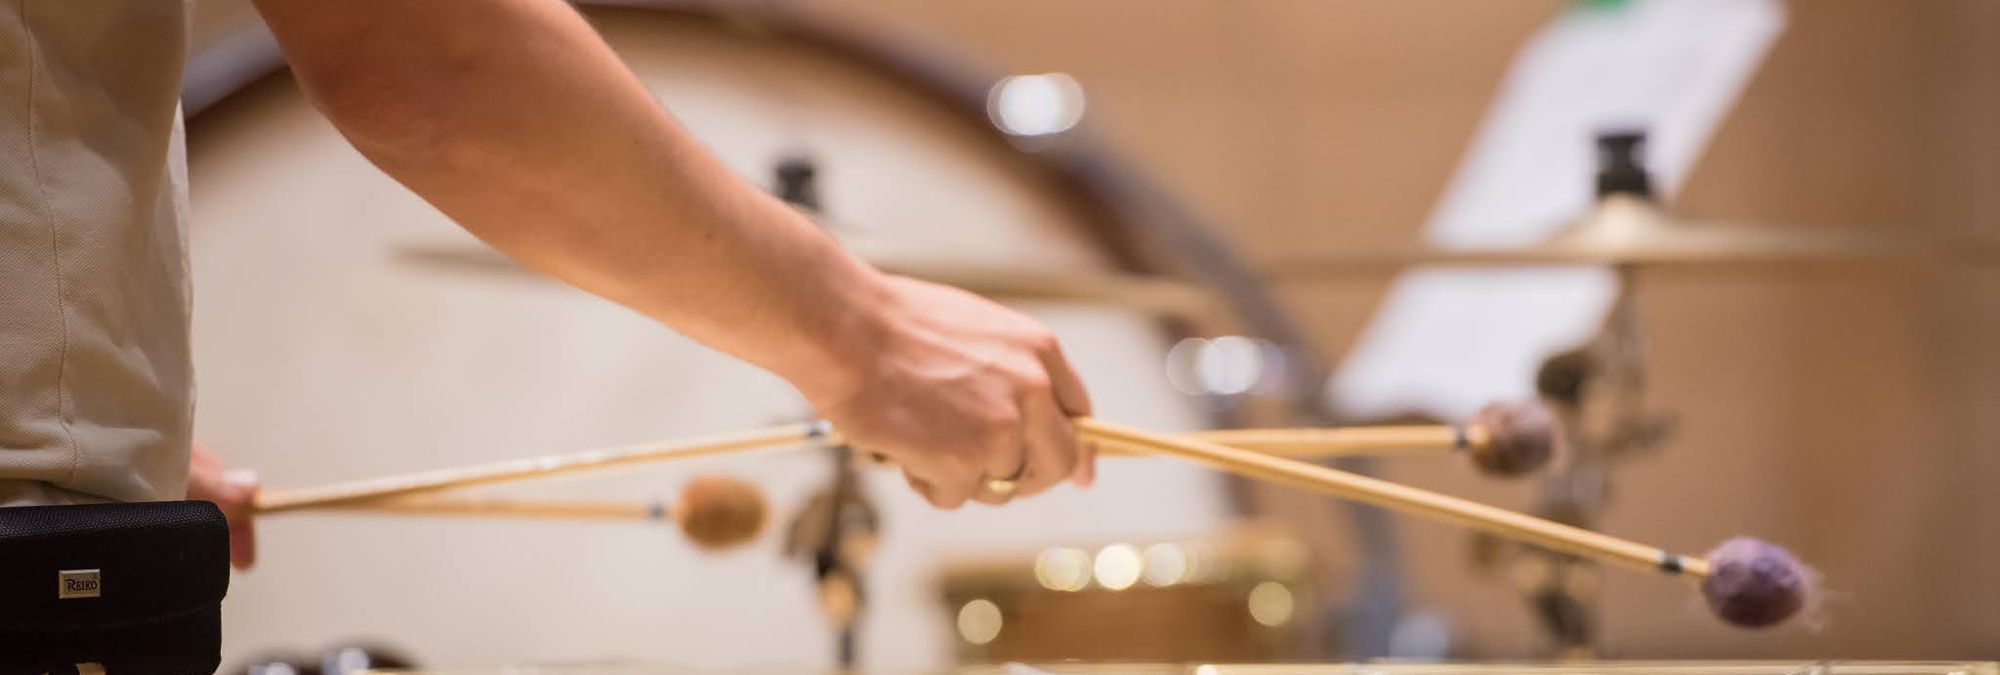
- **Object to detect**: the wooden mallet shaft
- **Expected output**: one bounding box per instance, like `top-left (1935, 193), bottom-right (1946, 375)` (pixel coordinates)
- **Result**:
top-left (253, 423), bottom-right (826, 514)
top-left (305, 494), bottom-right (668, 522)
top-left (850, 426), bottom-right (1464, 466)
top-left (1175, 425), bottom-right (1464, 459)
top-left (256, 418), bottom-right (1812, 628)
top-left (262, 426), bottom-right (1461, 524)
top-left (867, 404), bottom-right (1549, 474)
top-left (273, 477), bottom-right (771, 551)
top-left (262, 428), bottom-right (1471, 530)
top-left (256, 414), bottom-right (1536, 514)
top-left (1076, 418), bottom-right (1711, 579)
top-left (273, 419), bottom-right (1683, 577)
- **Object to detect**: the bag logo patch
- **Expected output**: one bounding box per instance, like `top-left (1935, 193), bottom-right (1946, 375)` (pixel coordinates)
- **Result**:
top-left (58, 569), bottom-right (101, 599)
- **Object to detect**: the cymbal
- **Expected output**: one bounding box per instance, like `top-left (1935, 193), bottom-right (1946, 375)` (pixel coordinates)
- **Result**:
top-left (390, 244), bottom-right (1218, 319)
top-left (1259, 196), bottom-right (2000, 276)
top-left (391, 197), bottom-right (1995, 319)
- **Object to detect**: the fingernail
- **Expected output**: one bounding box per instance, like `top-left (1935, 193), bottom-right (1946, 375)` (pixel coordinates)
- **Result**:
top-left (223, 469), bottom-right (259, 487)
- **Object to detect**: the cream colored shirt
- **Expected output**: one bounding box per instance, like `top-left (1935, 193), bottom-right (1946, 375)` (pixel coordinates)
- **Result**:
top-left (0, 1), bottom-right (193, 505)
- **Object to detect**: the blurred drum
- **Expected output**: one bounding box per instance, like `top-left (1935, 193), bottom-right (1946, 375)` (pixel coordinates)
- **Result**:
top-left (935, 525), bottom-right (1319, 664)
top-left (185, 2), bottom-right (1269, 670)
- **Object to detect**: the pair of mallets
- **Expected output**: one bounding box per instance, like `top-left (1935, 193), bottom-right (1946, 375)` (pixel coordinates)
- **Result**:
top-left (253, 401), bottom-right (1812, 629)
top-left (254, 402), bottom-right (1554, 546)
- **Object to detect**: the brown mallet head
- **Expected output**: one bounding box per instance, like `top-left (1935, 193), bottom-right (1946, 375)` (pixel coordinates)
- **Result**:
top-left (1466, 400), bottom-right (1559, 477)
top-left (673, 475), bottom-right (768, 551)
top-left (1700, 537), bottom-right (1816, 629)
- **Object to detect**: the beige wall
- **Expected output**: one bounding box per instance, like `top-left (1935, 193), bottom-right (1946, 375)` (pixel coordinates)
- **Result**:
top-left (186, 10), bottom-right (1232, 670)
top-left (182, 0), bottom-right (2000, 664)
top-left (826, 0), bottom-right (2000, 660)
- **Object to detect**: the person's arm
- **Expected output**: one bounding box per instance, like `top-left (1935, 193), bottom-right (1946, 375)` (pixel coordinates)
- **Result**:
top-left (247, 0), bottom-right (1094, 509)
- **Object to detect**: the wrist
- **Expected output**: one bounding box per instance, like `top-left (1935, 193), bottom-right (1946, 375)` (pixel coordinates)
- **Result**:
top-left (773, 261), bottom-right (899, 409)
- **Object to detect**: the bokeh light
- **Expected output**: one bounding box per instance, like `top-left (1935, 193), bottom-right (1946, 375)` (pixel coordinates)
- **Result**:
top-left (1247, 581), bottom-right (1295, 627)
top-left (956, 598), bottom-right (1004, 645)
top-left (988, 73), bottom-right (1086, 137)
top-left (1093, 543), bottom-right (1143, 590)
top-left (1034, 547), bottom-right (1093, 592)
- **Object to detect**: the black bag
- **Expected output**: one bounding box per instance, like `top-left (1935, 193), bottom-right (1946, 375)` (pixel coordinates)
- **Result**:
top-left (0, 501), bottom-right (230, 675)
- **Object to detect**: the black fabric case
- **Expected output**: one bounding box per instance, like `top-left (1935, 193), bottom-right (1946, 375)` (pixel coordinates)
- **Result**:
top-left (0, 501), bottom-right (230, 675)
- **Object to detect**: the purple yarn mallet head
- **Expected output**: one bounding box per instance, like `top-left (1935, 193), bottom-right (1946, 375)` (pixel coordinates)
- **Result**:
top-left (1700, 537), bottom-right (1814, 629)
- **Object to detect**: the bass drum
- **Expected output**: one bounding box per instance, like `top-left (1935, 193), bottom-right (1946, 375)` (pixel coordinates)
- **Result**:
top-left (187, 3), bottom-right (1241, 670)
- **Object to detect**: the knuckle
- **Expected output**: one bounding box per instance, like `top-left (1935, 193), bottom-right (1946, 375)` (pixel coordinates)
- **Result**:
top-left (983, 429), bottom-right (1024, 456)
top-left (1037, 453), bottom-right (1077, 484)
top-left (980, 407), bottom-right (1022, 434)
top-left (1047, 427), bottom-right (1080, 450)
top-left (952, 452), bottom-right (989, 475)
top-left (939, 452), bottom-right (990, 483)
top-left (1029, 331), bottom-right (1060, 354)
top-left (1016, 370), bottom-right (1052, 396)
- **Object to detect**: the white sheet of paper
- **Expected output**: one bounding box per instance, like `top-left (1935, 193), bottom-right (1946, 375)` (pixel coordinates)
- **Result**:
top-left (1329, 0), bottom-right (1785, 420)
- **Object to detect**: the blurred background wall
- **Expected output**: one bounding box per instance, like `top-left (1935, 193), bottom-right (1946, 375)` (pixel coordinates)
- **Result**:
top-left (821, 0), bottom-right (2000, 659)
top-left (185, 0), bottom-right (1999, 667)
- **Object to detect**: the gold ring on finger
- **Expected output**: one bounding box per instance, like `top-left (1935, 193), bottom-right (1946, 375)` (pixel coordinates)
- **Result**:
top-left (982, 477), bottom-right (1019, 496)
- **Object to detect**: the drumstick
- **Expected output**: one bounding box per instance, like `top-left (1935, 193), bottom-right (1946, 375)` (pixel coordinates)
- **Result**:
top-left (1074, 418), bottom-right (1816, 629)
top-left (252, 422), bottom-right (828, 513)
top-left (276, 476), bottom-right (768, 551)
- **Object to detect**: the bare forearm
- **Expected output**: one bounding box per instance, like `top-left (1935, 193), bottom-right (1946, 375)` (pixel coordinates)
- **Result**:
top-left (251, 0), bottom-right (1097, 505)
top-left (253, 0), bottom-right (884, 395)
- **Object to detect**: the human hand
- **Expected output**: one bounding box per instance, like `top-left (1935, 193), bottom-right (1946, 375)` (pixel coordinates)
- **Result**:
top-left (804, 276), bottom-right (1095, 509)
top-left (187, 443), bottom-right (260, 570)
